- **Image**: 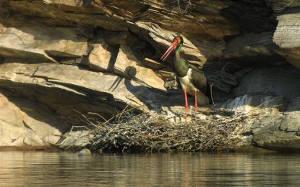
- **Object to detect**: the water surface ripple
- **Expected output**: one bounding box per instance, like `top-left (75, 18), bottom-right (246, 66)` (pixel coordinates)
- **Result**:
top-left (0, 152), bottom-right (300, 186)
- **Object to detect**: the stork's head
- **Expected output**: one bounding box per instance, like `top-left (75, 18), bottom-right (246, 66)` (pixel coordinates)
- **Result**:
top-left (160, 34), bottom-right (184, 61)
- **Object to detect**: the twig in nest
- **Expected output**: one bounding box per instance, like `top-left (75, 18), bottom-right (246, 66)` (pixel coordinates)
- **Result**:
top-left (89, 110), bottom-right (247, 153)
top-left (70, 126), bottom-right (90, 132)
top-left (73, 110), bottom-right (98, 128)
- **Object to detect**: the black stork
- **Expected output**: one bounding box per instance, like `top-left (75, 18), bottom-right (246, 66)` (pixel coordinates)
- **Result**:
top-left (160, 34), bottom-right (209, 113)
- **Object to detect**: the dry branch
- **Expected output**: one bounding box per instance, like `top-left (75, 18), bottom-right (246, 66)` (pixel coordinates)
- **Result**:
top-left (88, 110), bottom-right (248, 153)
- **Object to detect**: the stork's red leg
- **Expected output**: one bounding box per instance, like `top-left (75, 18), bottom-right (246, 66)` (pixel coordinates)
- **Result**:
top-left (194, 91), bottom-right (198, 112)
top-left (184, 89), bottom-right (189, 113)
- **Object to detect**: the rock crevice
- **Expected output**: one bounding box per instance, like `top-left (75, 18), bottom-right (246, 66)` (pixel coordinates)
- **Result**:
top-left (0, 0), bottom-right (299, 151)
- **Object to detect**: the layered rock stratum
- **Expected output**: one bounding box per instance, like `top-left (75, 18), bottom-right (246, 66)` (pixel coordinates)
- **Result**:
top-left (0, 0), bottom-right (299, 151)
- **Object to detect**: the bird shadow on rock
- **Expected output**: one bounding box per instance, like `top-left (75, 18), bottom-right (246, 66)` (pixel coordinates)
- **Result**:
top-left (123, 66), bottom-right (197, 114)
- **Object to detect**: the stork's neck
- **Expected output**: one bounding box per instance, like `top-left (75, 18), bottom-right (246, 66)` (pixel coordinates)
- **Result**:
top-left (176, 44), bottom-right (183, 53)
top-left (173, 44), bottom-right (189, 77)
top-left (175, 44), bottom-right (183, 60)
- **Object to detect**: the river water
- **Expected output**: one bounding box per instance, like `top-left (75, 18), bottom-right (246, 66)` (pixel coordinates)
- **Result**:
top-left (1, 152), bottom-right (300, 186)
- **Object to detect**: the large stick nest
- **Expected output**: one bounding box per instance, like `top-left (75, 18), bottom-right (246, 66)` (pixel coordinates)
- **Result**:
top-left (88, 109), bottom-right (248, 153)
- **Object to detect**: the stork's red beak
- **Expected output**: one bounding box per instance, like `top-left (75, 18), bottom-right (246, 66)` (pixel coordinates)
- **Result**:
top-left (160, 38), bottom-right (180, 61)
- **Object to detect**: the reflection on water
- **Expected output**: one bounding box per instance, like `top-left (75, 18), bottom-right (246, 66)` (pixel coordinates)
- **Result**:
top-left (1, 152), bottom-right (300, 186)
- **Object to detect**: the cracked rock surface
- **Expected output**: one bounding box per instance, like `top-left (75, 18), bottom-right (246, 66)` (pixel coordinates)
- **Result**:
top-left (0, 0), bottom-right (299, 151)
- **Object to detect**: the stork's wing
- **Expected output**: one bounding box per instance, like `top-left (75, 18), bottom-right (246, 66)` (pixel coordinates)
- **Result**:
top-left (189, 64), bottom-right (207, 93)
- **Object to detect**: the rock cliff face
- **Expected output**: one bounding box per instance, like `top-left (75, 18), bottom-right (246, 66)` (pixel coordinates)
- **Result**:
top-left (0, 0), bottom-right (299, 151)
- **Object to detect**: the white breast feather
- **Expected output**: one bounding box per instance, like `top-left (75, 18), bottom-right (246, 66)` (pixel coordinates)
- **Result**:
top-left (178, 68), bottom-right (198, 94)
